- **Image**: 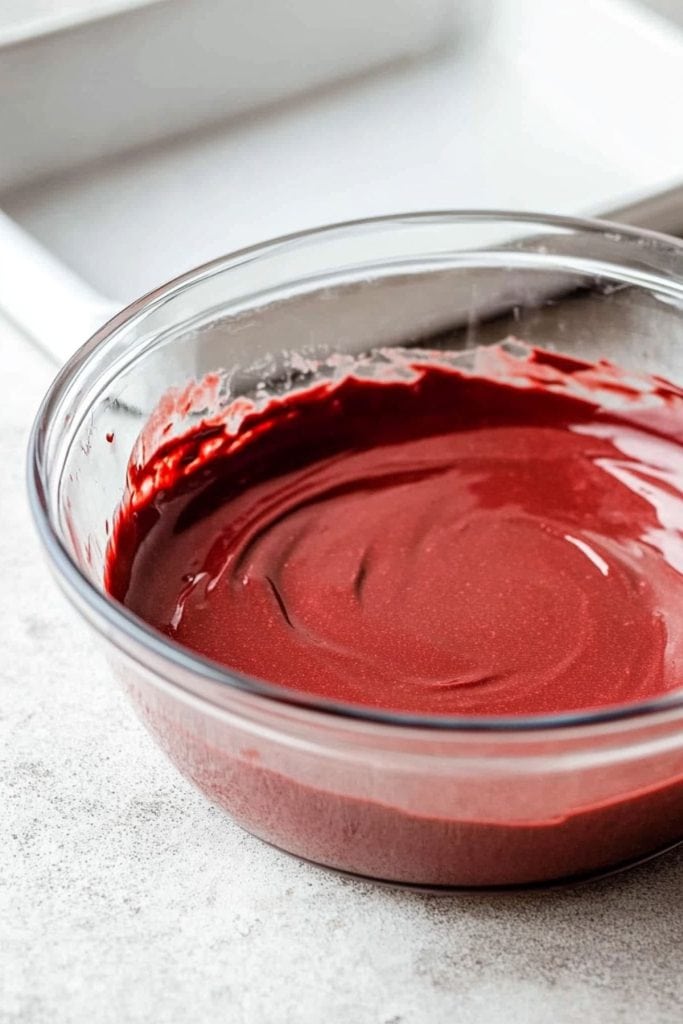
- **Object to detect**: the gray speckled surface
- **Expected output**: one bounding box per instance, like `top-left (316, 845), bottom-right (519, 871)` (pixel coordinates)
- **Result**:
top-left (2, 314), bottom-right (682, 1024)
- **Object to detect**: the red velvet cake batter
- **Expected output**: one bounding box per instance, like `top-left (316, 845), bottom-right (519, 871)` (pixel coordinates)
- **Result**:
top-left (107, 342), bottom-right (683, 717)
top-left (105, 342), bottom-right (683, 886)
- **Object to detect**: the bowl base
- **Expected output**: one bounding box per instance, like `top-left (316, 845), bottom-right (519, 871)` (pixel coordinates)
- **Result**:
top-left (251, 832), bottom-right (683, 895)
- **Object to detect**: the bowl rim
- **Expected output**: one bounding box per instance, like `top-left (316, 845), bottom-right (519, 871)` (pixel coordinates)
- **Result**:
top-left (27, 208), bottom-right (683, 733)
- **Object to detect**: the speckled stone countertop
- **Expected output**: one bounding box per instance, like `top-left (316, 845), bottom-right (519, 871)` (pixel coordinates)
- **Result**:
top-left (2, 312), bottom-right (682, 1024)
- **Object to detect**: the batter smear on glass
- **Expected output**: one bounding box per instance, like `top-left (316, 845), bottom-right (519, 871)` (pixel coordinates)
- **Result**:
top-left (105, 342), bottom-right (683, 718)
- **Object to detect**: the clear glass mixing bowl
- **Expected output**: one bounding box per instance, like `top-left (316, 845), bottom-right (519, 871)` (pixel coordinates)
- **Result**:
top-left (28, 213), bottom-right (683, 890)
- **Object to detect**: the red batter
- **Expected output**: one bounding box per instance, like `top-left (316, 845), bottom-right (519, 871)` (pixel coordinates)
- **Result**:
top-left (107, 342), bottom-right (683, 717)
top-left (105, 341), bottom-right (683, 886)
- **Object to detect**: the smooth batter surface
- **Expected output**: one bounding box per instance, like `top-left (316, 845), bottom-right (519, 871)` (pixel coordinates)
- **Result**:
top-left (106, 342), bottom-right (683, 717)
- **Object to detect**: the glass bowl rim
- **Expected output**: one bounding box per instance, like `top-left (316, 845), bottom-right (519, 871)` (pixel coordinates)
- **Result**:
top-left (27, 208), bottom-right (683, 733)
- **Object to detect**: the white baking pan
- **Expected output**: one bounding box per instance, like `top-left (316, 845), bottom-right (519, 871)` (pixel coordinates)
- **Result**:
top-left (2, 0), bottom-right (683, 365)
top-left (0, 0), bottom-right (459, 191)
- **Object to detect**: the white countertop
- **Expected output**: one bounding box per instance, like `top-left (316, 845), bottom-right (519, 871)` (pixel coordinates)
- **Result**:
top-left (3, 313), bottom-right (683, 1023)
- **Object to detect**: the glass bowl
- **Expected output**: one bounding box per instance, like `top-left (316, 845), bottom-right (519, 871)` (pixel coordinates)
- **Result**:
top-left (28, 212), bottom-right (683, 891)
